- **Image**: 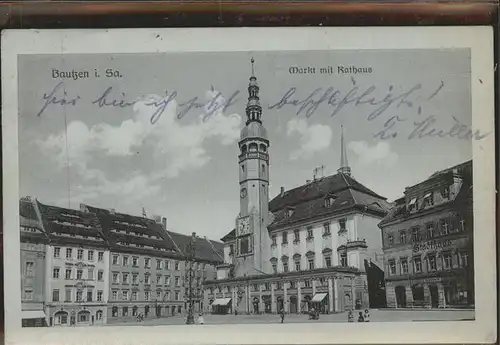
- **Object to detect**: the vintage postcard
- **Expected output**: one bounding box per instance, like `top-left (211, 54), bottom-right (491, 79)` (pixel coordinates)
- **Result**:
top-left (1, 27), bottom-right (496, 344)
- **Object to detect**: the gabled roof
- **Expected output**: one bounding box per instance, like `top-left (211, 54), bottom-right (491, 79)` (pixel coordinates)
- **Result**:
top-left (37, 201), bottom-right (108, 248)
top-left (168, 231), bottom-right (224, 264)
top-left (268, 173), bottom-right (389, 230)
top-left (19, 198), bottom-right (48, 243)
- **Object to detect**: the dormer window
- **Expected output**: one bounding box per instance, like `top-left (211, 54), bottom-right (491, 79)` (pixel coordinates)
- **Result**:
top-left (325, 195), bottom-right (336, 208)
top-left (284, 207), bottom-right (294, 219)
top-left (441, 187), bottom-right (450, 199)
top-left (423, 192), bottom-right (434, 208)
top-left (408, 198), bottom-right (417, 211)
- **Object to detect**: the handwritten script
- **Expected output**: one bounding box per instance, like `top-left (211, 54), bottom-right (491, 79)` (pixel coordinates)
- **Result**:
top-left (35, 81), bottom-right (489, 141)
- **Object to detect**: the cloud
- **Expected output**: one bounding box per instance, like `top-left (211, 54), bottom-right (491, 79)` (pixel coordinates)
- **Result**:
top-left (348, 141), bottom-right (399, 166)
top-left (37, 88), bottom-right (243, 202)
top-left (286, 119), bottom-right (332, 160)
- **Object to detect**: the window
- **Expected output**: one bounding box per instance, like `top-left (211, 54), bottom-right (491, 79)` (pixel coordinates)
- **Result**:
top-left (175, 276), bottom-right (180, 286)
top-left (156, 291), bottom-right (162, 300)
top-left (338, 218), bottom-right (347, 231)
top-left (411, 227), bottom-right (420, 242)
top-left (77, 249), bottom-right (84, 260)
top-left (459, 252), bottom-right (469, 267)
top-left (112, 255), bottom-right (119, 265)
top-left (112, 272), bottom-right (119, 284)
top-left (98, 270), bottom-right (104, 281)
top-left (132, 274), bottom-right (138, 284)
top-left (271, 235), bottom-right (277, 246)
top-left (112, 306), bottom-right (118, 317)
top-left (25, 262), bottom-right (34, 277)
top-left (325, 196), bottom-right (335, 207)
top-left (65, 289), bottom-right (71, 302)
top-left (98, 252), bottom-right (104, 262)
top-left (400, 231), bottom-right (407, 244)
top-left (443, 253), bottom-right (453, 269)
top-left (308, 258), bottom-right (315, 270)
top-left (87, 250), bottom-right (94, 261)
top-left (123, 273), bottom-right (129, 284)
top-left (304, 280), bottom-right (311, 288)
top-left (122, 256), bottom-right (129, 266)
top-left (122, 307), bottom-right (128, 316)
top-left (283, 262), bottom-right (289, 273)
top-left (239, 237), bottom-right (251, 254)
top-left (132, 291), bottom-right (138, 301)
top-left (23, 289), bottom-right (33, 301)
top-left (97, 291), bottom-right (103, 302)
top-left (389, 260), bottom-right (396, 275)
top-left (163, 275), bottom-right (170, 285)
top-left (96, 310), bottom-right (103, 320)
top-left (325, 255), bottom-right (332, 268)
top-left (413, 257), bottom-right (422, 273)
top-left (428, 255), bottom-right (437, 270)
top-left (276, 282), bottom-right (282, 290)
top-left (145, 258), bottom-right (151, 268)
top-left (76, 290), bottom-right (83, 302)
top-left (156, 260), bottom-right (162, 270)
top-left (340, 253), bottom-right (348, 267)
top-left (132, 306), bottom-right (138, 316)
top-left (87, 291), bottom-right (93, 302)
top-left (76, 269), bottom-right (83, 280)
top-left (156, 275), bottom-right (162, 284)
top-left (66, 248), bottom-right (72, 259)
top-left (164, 260), bottom-right (170, 270)
top-left (229, 244), bottom-right (235, 255)
top-left (272, 264), bottom-right (277, 274)
top-left (282, 232), bottom-right (288, 244)
top-left (112, 290), bottom-right (118, 300)
top-left (426, 223), bottom-right (435, 239)
top-left (165, 291), bottom-right (171, 300)
top-left (306, 227), bottom-right (314, 240)
top-left (408, 198), bottom-right (417, 211)
top-left (54, 247), bottom-right (61, 258)
top-left (175, 261), bottom-right (180, 270)
top-left (401, 258), bottom-right (409, 274)
top-left (440, 219), bottom-right (450, 235)
top-left (441, 187), bottom-right (450, 199)
top-left (293, 230), bottom-right (300, 243)
top-left (53, 268), bottom-right (60, 279)
top-left (132, 257), bottom-right (139, 267)
top-left (122, 291), bottom-right (129, 300)
top-left (252, 284), bottom-right (259, 291)
top-left (145, 274), bottom-right (151, 284)
top-left (388, 235), bottom-right (394, 246)
top-left (294, 260), bottom-right (301, 271)
top-left (52, 289), bottom-right (60, 302)
top-left (88, 268), bottom-right (94, 280)
top-left (264, 283), bottom-right (271, 291)
top-left (290, 281), bottom-right (296, 289)
top-left (174, 291), bottom-right (180, 300)
top-left (423, 192), bottom-right (434, 207)
top-left (323, 222), bottom-right (331, 236)
top-left (146, 291), bottom-right (152, 300)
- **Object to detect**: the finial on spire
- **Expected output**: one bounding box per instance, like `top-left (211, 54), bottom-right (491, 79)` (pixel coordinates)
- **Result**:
top-left (251, 57), bottom-right (255, 77)
top-left (245, 57), bottom-right (262, 125)
top-left (338, 125), bottom-right (352, 176)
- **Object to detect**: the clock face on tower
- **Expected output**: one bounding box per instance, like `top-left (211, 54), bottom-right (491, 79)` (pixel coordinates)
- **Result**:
top-left (237, 216), bottom-right (250, 236)
top-left (240, 188), bottom-right (247, 199)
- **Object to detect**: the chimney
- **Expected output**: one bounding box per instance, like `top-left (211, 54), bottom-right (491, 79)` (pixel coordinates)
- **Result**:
top-left (162, 217), bottom-right (167, 229)
top-left (306, 180), bottom-right (311, 184)
top-left (79, 203), bottom-right (87, 212)
top-left (109, 208), bottom-right (116, 215)
top-left (280, 186), bottom-right (285, 197)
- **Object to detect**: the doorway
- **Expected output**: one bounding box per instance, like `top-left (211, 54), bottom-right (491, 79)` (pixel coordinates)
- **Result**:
top-left (395, 286), bottom-right (407, 308)
top-left (289, 296), bottom-right (298, 314)
top-left (429, 285), bottom-right (439, 308)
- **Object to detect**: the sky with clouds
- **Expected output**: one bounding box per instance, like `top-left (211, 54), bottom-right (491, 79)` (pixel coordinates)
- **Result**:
top-left (18, 49), bottom-right (474, 241)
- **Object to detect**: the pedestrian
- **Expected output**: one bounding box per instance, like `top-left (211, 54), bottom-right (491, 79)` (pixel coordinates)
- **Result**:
top-left (347, 310), bottom-right (354, 323)
top-left (280, 308), bottom-right (285, 323)
top-left (357, 311), bottom-right (364, 322)
top-left (197, 312), bottom-right (205, 325)
top-left (363, 309), bottom-right (370, 322)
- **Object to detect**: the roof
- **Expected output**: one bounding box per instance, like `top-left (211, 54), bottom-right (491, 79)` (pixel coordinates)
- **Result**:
top-left (37, 201), bottom-right (108, 248)
top-left (19, 198), bottom-right (48, 243)
top-left (379, 160), bottom-right (473, 226)
top-left (268, 173), bottom-right (389, 230)
top-left (168, 231), bottom-right (224, 264)
top-left (220, 172), bottom-right (390, 241)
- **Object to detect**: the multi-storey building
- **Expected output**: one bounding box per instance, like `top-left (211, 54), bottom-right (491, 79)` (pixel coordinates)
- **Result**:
top-left (203, 59), bottom-right (391, 315)
top-left (20, 197), bottom-right (49, 327)
top-left (379, 160), bottom-right (473, 309)
top-left (19, 199), bottom-right (224, 327)
top-left (37, 201), bottom-right (111, 326)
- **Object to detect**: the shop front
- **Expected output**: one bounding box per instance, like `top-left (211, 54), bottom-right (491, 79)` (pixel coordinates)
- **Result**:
top-left (310, 293), bottom-right (329, 314)
top-left (211, 298), bottom-right (232, 314)
top-left (21, 310), bottom-right (48, 327)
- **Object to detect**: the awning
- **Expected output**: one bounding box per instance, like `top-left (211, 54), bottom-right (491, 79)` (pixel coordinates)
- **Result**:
top-left (423, 193), bottom-right (432, 199)
top-left (409, 198), bottom-right (417, 205)
top-left (311, 293), bottom-right (327, 302)
top-left (22, 310), bottom-right (46, 319)
top-left (211, 298), bottom-right (231, 306)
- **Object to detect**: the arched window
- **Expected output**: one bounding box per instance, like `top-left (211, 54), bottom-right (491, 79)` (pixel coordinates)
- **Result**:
top-left (145, 305), bottom-right (150, 316)
top-left (249, 143), bottom-right (258, 152)
top-left (132, 306), bottom-right (138, 316)
top-left (96, 310), bottom-right (103, 321)
top-left (241, 145), bottom-right (247, 154)
top-left (112, 306), bottom-right (118, 317)
top-left (262, 164), bottom-right (266, 174)
top-left (259, 144), bottom-right (267, 152)
top-left (77, 310), bottom-right (90, 323)
top-left (54, 311), bottom-right (68, 325)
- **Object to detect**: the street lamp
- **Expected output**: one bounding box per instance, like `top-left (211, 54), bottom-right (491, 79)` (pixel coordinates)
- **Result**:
top-left (185, 232), bottom-right (197, 324)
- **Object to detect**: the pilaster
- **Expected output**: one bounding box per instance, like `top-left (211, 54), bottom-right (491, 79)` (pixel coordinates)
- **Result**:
top-left (328, 278), bottom-right (334, 313)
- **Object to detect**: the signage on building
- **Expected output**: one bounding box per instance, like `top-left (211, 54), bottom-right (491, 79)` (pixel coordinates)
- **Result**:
top-left (412, 239), bottom-right (453, 253)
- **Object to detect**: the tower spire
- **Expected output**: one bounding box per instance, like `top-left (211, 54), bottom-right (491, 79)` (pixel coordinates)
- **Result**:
top-left (338, 125), bottom-right (351, 176)
top-left (245, 57), bottom-right (262, 125)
